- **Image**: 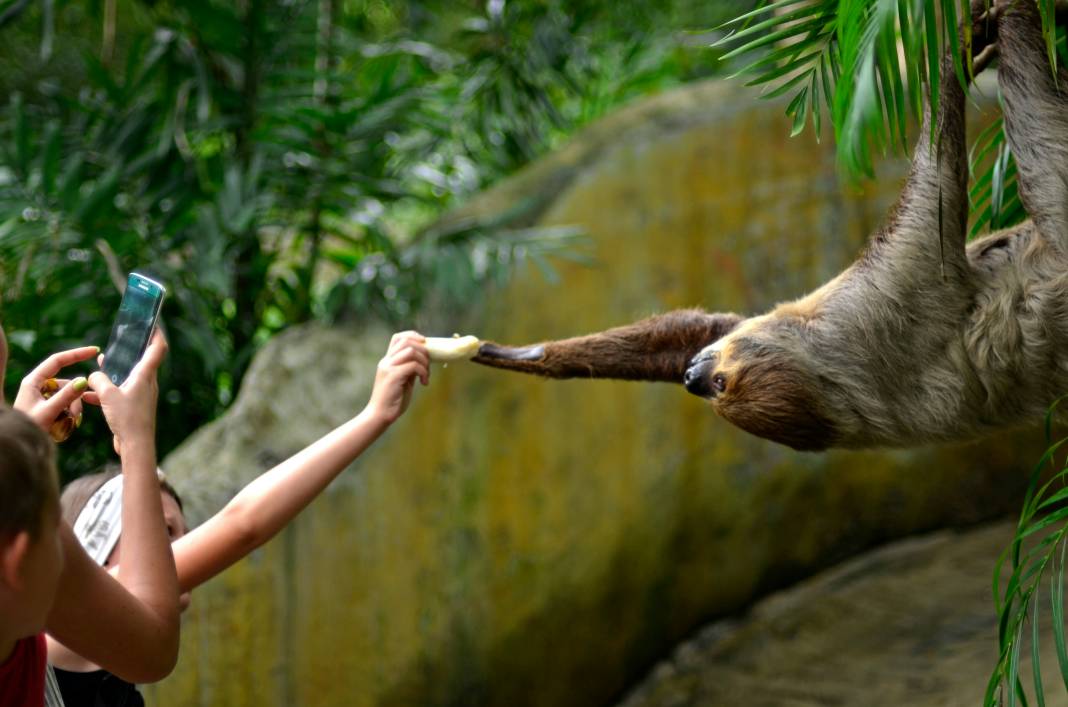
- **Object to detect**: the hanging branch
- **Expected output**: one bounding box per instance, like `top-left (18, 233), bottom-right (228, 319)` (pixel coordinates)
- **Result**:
top-left (0, 0), bottom-right (33, 30)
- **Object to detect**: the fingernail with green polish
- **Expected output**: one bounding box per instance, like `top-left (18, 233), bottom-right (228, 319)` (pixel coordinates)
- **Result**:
top-left (72, 377), bottom-right (88, 392)
top-left (75, 413), bottom-right (83, 428)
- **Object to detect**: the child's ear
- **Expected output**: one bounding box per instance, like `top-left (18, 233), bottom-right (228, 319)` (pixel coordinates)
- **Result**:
top-left (0, 531), bottom-right (31, 591)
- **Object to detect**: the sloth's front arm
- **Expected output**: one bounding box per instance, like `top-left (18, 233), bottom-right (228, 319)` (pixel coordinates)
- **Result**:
top-left (472, 310), bottom-right (743, 383)
top-left (998, 0), bottom-right (1068, 247)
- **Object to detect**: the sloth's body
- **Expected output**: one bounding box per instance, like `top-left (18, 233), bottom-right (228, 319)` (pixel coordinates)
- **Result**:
top-left (473, 2), bottom-right (1068, 451)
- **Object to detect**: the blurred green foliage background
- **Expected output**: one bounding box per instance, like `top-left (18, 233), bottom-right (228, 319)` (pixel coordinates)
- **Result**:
top-left (0, 0), bottom-right (751, 480)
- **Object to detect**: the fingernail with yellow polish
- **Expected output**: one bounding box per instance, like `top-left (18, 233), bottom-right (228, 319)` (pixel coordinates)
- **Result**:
top-left (72, 377), bottom-right (88, 392)
top-left (75, 413), bottom-right (83, 428)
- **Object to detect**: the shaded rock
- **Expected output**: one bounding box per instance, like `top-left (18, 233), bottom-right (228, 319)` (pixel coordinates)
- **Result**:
top-left (160, 323), bottom-right (388, 526)
top-left (617, 520), bottom-right (1068, 707)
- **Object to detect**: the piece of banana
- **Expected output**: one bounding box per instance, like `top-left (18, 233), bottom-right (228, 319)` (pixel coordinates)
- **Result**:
top-left (425, 335), bottom-right (481, 362)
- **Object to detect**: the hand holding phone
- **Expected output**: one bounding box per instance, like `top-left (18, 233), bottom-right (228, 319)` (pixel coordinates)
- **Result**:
top-left (89, 328), bottom-right (167, 455)
top-left (102, 273), bottom-right (166, 386)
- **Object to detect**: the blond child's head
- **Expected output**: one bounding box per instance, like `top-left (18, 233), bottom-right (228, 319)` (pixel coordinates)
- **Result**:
top-left (0, 405), bottom-right (64, 639)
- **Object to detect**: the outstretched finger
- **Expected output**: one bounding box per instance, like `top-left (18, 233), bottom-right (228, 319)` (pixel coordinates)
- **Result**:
top-left (26, 346), bottom-right (100, 386)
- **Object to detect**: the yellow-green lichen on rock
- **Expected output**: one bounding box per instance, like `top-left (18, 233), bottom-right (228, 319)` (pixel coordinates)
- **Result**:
top-left (147, 78), bottom-right (1029, 707)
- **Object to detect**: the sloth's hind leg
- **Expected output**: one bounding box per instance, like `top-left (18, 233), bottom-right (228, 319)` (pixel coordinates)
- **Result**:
top-left (997, 1), bottom-right (1068, 248)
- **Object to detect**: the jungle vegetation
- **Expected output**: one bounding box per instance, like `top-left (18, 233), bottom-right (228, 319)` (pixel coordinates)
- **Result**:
top-left (0, 0), bottom-right (748, 478)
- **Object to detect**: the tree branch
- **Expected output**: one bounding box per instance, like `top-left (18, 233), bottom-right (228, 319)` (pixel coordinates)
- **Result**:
top-left (0, 0), bottom-right (33, 30)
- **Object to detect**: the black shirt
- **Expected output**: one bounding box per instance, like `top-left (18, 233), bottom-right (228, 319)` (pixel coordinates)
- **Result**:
top-left (53, 668), bottom-right (144, 707)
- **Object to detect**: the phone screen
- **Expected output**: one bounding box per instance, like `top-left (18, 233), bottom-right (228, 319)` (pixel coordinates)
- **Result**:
top-left (102, 273), bottom-right (165, 386)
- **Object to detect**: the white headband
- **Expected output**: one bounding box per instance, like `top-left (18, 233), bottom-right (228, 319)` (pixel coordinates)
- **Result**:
top-left (71, 475), bottom-right (124, 565)
top-left (71, 469), bottom-right (169, 566)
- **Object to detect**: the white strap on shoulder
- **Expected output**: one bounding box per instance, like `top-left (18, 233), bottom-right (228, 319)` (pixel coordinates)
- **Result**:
top-left (44, 664), bottom-right (65, 707)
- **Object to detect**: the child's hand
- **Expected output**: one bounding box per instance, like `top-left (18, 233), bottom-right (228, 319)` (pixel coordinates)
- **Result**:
top-left (13, 345), bottom-right (99, 438)
top-left (88, 329), bottom-right (167, 455)
top-left (367, 331), bottom-right (430, 425)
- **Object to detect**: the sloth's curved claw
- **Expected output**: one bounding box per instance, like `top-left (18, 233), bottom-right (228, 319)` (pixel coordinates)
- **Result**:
top-left (475, 342), bottom-right (546, 362)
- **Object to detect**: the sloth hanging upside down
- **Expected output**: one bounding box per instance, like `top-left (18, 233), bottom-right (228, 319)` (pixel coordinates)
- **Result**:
top-left (468, 1), bottom-right (1068, 451)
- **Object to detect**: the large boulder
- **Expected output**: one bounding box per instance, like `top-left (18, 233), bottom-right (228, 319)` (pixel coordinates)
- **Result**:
top-left (616, 521), bottom-right (1050, 707)
top-left (147, 77), bottom-right (1035, 707)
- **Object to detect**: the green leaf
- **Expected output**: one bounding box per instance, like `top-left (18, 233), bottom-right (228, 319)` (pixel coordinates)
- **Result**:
top-left (1037, 0), bottom-right (1059, 81)
top-left (11, 93), bottom-right (30, 178)
top-left (714, 3), bottom-right (829, 48)
top-left (1052, 541), bottom-right (1068, 692)
top-left (990, 142), bottom-right (1011, 228)
top-left (1009, 616), bottom-right (1023, 707)
top-left (922, 0), bottom-right (940, 148)
top-left (875, 15), bottom-right (906, 152)
top-left (56, 154), bottom-right (84, 213)
top-left (758, 64), bottom-right (820, 98)
top-left (738, 49), bottom-right (826, 88)
top-left (716, 0), bottom-right (816, 32)
top-left (788, 87), bottom-right (809, 136)
top-left (810, 69), bottom-right (822, 138)
top-left (72, 165), bottom-right (122, 228)
top-left (1034, 597), bottom-right (1046, 707)
top-left (721, 17), bottom-right (831, 60)
top-left (39, 121), bottom-right (61, 197)
top-left (940, 0), bottom-right (968, 94)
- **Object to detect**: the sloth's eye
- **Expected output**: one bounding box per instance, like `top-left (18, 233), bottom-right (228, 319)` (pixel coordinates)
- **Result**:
top-left (712, 373), bottom-right (727, 394)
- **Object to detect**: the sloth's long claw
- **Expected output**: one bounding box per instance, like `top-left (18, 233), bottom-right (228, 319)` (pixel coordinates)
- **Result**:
top-left (475, 343), bottom-right (546, 362)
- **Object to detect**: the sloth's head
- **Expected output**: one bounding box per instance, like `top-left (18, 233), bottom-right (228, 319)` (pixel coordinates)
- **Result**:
top-left (683, 315), bottom-right (839, 451)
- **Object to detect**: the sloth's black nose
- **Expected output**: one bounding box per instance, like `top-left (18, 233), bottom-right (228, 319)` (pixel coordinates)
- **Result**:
top-left (684, 358), bottom-right (715, 398)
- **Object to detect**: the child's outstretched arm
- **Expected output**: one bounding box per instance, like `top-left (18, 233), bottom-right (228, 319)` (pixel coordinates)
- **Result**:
top-left (47, 527), bottom-right (179, 682)
top-left (171, 331), bottom-right (429, 591)
top-left (46, 332), bottom-right (181, 682)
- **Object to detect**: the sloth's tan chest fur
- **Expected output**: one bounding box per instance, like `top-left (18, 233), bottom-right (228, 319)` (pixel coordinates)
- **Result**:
top-left (964, 225), bottom-right (1068, 424)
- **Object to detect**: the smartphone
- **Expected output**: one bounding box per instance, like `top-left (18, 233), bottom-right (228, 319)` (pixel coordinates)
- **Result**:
top-left (102, 272), bottom-right (166, 386)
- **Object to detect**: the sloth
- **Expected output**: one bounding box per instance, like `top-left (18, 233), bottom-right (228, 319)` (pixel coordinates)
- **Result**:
top-left (471, 1), bottom-right (1068, 452)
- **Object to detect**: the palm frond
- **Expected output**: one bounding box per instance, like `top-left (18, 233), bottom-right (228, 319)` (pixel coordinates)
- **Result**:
top-left (986, 398), bottom-right (1068, 707)
top-left (716, 0), bottom-right (840, 146)
top-left (717, 0), bottom-right (977, 176)
top-left (718, 0), bottom-right (1065, 234)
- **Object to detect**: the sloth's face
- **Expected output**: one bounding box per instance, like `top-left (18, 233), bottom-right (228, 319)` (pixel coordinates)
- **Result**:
top-left (684, 318), bottom-right (838, 451)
